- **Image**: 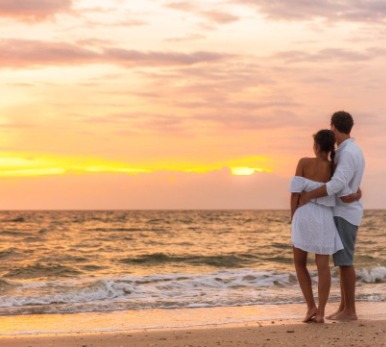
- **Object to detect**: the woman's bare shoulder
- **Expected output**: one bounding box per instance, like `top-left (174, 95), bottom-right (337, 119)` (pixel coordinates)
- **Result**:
top-left (295, 157), bottom-right (314, 176)
top-left (297, 157), bottom-right (315, 166)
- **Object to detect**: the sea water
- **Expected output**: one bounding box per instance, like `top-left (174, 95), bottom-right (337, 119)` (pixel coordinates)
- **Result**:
top-left (0, 210), bottom-right (385, 316)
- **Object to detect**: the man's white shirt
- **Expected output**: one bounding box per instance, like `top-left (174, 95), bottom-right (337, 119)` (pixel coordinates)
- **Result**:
top-left (326, 138), bottom-right (365, 226)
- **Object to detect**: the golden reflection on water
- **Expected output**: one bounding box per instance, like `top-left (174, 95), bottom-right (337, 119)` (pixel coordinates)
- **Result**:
top-left (0, 210), bottom-right (385, 278)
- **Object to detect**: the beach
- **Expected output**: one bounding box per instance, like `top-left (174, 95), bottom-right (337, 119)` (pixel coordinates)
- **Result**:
top-left (2, 320), bottom-right (386, 347)
top-left (1, 302), bottom-right (386, 346)
top-left (1, 210), bottom-right (385, 345)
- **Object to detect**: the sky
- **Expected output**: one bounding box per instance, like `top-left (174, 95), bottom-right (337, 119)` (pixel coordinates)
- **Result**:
top-left (0, 0), bottom-right (386, 210)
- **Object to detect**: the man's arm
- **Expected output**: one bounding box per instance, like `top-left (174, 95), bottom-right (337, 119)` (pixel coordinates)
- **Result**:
top-left (299, 152), bottom-right (355, 206)
top-left (298, 185), bottom-right (327, 206)
top-left (299, 186), bottom-right (362, 206)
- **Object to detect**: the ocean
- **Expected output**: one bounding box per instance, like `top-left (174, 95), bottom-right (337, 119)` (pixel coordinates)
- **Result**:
top-left (0, 209), bottom-right (385, 317)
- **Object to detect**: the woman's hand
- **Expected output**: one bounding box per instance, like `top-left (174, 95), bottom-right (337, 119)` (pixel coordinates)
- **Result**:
top-left (340, 188), bottom-right (362, 203)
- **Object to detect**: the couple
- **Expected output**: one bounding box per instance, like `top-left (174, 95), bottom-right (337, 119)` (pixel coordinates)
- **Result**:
top-left (290, 111), bottom-right (365, 323)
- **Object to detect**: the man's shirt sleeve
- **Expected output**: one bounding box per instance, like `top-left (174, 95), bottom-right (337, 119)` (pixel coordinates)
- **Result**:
top-left (326, 152), bottom-right (355, 196)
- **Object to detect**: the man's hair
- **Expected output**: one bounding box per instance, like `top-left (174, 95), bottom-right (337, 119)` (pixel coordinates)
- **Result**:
top-left (331, 111), bottom-right (354, 134)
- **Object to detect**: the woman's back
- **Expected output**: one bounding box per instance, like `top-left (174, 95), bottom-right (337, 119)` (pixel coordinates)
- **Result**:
top-left (298, 157), bottom-right (332, 183)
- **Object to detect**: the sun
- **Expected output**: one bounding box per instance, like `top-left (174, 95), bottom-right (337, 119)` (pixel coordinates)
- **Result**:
top-left (231, 167), bottom-right (266, 176)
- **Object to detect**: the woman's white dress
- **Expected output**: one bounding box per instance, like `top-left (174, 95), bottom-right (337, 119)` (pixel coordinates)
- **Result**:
top-left (290, 176), bottom-right (343, 255)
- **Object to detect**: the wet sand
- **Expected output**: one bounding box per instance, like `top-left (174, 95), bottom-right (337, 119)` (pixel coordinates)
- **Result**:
top-left (2, 320), bottom-right (386, 347)
top-left (1, 302), bottom-right (386, 346)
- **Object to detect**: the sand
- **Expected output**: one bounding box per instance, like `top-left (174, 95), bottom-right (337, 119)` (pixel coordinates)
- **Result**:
top-left (1, 320), bottom-right (385, 347)
top-left (1, 303), bottom-right (386, 346)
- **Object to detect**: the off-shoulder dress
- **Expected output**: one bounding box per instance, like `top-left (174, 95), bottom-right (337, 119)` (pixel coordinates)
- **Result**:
top-left (290, 176), bottom-right (344, 255)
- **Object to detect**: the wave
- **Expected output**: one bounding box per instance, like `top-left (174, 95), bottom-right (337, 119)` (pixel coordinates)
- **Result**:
top-left (0, 279), bottom-right (19, 292)
top-left (0, 249), bottom-right (22, 259)
top-left (3, 263), bottom-right (83, 279)
top-left (0, 269), bottom-right (297, 315)
top-left (357, 266), bottom-right (386, 284)
top-left (119, 253), bottom-right (258, 268)
top-left (1, 267), bottom-right (385, 316)
top-left (87, 227), bottom-right (144, 232)
top-left (1, 216), bottom-right (26, 223)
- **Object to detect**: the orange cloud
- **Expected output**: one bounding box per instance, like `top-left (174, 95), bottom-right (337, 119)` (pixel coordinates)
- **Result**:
top-left (0, 0), bottom-right (72, 22)
top-left (200, 10), bottom-right (240, 24)
top-left (232, 0), bottom-right (386, 23)
top-left (0, 39), bottom-right (231, 68)
top-left (272, 48), bottom-right (372, 64)
top-left (166, 1), bottom-right (240, 24)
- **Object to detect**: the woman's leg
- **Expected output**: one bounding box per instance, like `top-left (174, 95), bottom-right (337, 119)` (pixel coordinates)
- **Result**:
top-left (315, 254), bottom-right (331, 323)
top-left (293, 247), bottom-right (317, 322)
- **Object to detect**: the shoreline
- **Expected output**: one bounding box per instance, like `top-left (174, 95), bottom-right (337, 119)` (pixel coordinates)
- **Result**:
top-left (0, 302), bottom-right (386, 347)
top-left (1, 302), bottom-right (386, 336)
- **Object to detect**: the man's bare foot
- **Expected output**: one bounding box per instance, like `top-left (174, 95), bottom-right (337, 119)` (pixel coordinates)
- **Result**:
top-left (314, 314), bottom-right (325, 323)
top-left (326, 311), bottom-right (358, 321)
top-left (303, 307), bottom-right (317, 323)
top-left (326, 310), bottom-right (342, 320)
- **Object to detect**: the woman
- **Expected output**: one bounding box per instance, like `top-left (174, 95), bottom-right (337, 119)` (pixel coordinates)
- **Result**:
top-left (289, 129), bottom-right (359, 323)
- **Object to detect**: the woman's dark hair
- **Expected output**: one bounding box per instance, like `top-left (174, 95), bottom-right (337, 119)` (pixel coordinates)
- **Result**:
top-left (314, 129), bottom-right (336, 176)
top-left (331, 111), bottom-right (354, 134)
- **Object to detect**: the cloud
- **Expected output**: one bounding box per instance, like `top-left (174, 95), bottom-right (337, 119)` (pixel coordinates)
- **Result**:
top-left (0, 40), bottom-right (98, 68)
top-left (94, 62), bottom-right (306, 132)
top-left (233, 0), bottom-right (386, 23)
top-left (166, 33), bottom-right (206, 43)
top-left (84, 113), bottom-right (187, 135)
top-left (166, 1), bottom-right (240, 25)
top-left (0, 39), bottom-right (231, 69)
top-left (136, 61), bottom-right (274, 98)
top-left (82, 102), bottom-right (302, 135)
top-left (272, 48), bottom-right (372, 63)
top-left (186, 108), bottom-right (302, 131)
top-left (199, 10), bottom-right (240, 24)
top-left (0, 0), bottom-right (72, 22)
top-left (104, 48), bottom-right (231, 67)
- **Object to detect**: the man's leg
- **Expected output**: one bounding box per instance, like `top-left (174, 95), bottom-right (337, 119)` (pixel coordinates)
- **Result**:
top-left (327, 217), bottom-right (358, 321)
top-left (334, 265), bottom-right (357, 320)
top-left (338, 276), bottom-right (345, 311)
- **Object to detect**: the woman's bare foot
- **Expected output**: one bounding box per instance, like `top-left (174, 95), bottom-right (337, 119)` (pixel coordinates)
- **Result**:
top-left (314, 314), bottom-right (325, 323)
top-left (303, 307), bottom-right (317, 323)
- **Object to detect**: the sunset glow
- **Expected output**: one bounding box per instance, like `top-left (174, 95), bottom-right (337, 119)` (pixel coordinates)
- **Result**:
top-left (0, 0), bottom-right (385, 209)
top-left (231, 167), bottom-right (268, 176)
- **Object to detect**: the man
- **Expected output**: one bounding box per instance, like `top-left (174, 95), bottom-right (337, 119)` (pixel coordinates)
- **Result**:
top-left (299, 111), bottom-right (365, 321)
